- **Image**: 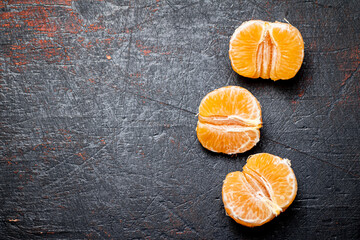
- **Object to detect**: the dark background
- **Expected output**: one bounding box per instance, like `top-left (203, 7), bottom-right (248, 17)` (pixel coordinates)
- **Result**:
top-left (1, 0), bottom-right (359, 239)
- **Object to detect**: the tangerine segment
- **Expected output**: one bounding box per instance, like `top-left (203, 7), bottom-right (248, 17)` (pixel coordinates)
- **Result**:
top-left (222, 171), bottom-right (275, 227)
top-left (222, 153), bottom-right (297, 227)
top-left (198, 86), bottom-right (261, 123)
top-left (243, 153), bottom-right (297, 209)
top-left (229, 20), bottom-right (304, 81)
top-left (196, 86), bottom-right (262, 154)
top-left (197, 123), bottom-right (260, 155)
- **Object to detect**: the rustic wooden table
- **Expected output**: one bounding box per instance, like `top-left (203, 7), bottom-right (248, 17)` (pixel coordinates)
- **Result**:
top-left (1, 0), bottom-right (359, 239)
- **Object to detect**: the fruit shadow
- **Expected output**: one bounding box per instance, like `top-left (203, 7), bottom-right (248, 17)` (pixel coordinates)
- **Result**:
top-left (198, 138), bottom-right (266, 163)
top-left (228, 204), bottom-right (299, 237)
top-left (232, 57), bottom-right (309, 98)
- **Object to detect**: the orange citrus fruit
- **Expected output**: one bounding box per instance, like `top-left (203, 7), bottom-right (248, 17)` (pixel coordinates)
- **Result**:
top-left (229, 20), bottom-right (304, 81)
top-left (196, 86), bottom-right (262, 154)
top-left (222, 153), bottom-right (298, 227)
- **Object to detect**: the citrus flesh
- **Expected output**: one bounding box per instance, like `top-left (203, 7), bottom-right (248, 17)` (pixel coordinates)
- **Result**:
top-left (229, 20), bottom-right (304, 81)
top-left (222, 153), bottom-right (298, 227)
top-left (196, 86), bottom-right (262, 154)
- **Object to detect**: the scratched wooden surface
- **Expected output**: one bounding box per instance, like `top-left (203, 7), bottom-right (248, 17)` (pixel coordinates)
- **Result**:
top-left (0, 0), bottom-right (359, 239)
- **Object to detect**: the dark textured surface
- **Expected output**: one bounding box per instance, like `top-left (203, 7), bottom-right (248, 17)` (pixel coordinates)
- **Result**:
top-left (0, 0), bottom-right (359, 239)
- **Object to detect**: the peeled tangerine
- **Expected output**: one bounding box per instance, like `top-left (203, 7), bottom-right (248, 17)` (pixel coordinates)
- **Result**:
top-left (196, 86), bottom-right (262, 154)
top-left (229, 20), bottom-right (304, 81)
top-left (222, 153), bottom-right (298, 227)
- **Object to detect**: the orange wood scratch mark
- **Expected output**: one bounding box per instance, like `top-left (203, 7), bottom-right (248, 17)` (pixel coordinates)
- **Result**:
top-left (298, 89), bottom-right (305, 97)
top-left (64, 10), bottom-right (84, 34)
top-left (15, 61), bottom-right (28, 66)
top-left (291, 100), bottom-right (298, 112)
top-left (103, 230), bottom-right (111, 238)
top-left (58, 129), bottom-right (72, 141)
top-left (8, 0), bottom-right (73, 6)
top-left (336, 46), bottom-right (360, 87)
top-left (107, 29), bottom-right (117, 34)
top-left (8, 219), bottom-right (20, 222)
top-left (83, 41), bottom-right (93, 49)
top-left (160, 51), bottom-right (171, 55)
top-left (6, 38), bottom-right (67, 65)
top-left (142, 50), bottom-right (151, 56)
top-left (130, 72), bottom-right (141, 78)
top-left (76, 152), bottom-right (86, 161)
top-left (88, 22), bottom-right (105, 32)
top-left (103, 37), bottom-right (114, 45)
top-left (337, 46), bottom-right (360, 71)
top-left (5, 49), bottom-right (28, 66)
top-left (136, 40), bottom-right (153, 56)
top-left (0, 6), bottom-right (60, 37)
top-left (1, 4), bottom-right (85, 40)
top-left (341, 73), bottom-right (351, 86)
top-left (149, 7), bottom-right (158, 13)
